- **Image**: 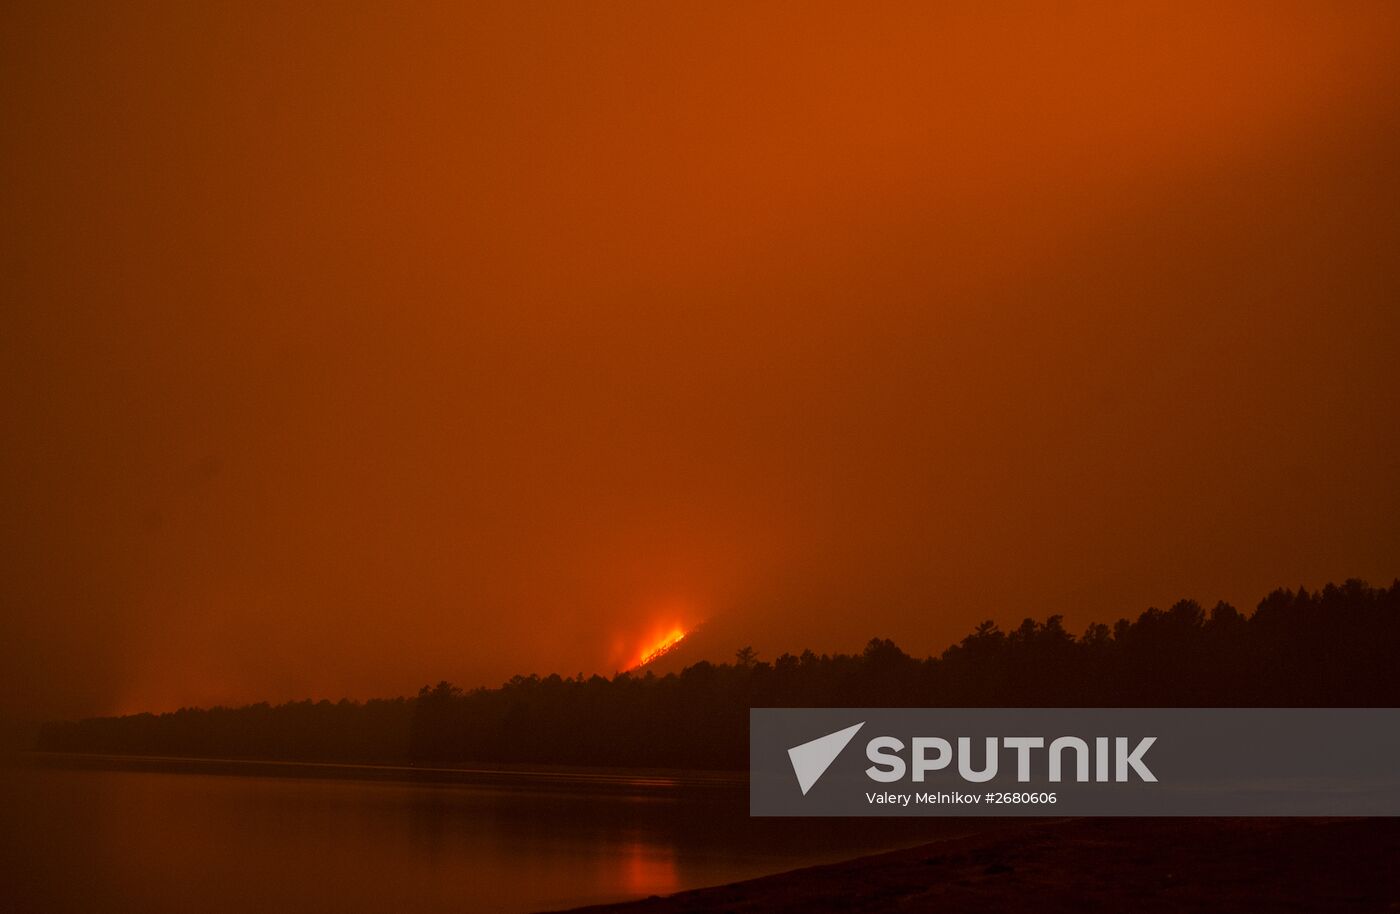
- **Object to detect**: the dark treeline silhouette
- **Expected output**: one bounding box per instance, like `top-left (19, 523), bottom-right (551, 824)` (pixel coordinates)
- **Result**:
top-left (37, 579), bottom-right (1400, 769)
top-left (36, 697), bottom-right (414, 763)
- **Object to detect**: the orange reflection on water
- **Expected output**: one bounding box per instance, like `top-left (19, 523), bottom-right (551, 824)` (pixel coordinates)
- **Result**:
top-left (620, 840), bottom-right (679, 898)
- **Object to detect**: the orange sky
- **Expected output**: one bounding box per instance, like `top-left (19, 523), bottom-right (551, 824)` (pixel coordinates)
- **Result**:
top-left (3, 2), bottom-right (1399, 717)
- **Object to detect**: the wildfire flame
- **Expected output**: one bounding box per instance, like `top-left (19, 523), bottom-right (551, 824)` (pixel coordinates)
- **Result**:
top-left (635, 626), bottom-right (687, 669)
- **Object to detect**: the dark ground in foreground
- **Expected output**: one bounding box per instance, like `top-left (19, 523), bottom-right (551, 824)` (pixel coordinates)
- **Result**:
top-left (554, 817), bottom-right (1400, 913)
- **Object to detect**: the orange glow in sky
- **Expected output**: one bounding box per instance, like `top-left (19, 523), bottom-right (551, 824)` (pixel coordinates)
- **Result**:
top-left (3, 2), bottom-right (1400, 718)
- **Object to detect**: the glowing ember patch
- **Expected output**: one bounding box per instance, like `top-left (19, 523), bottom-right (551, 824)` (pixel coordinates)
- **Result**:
top-left (636, 627), bottom-right (687, 668)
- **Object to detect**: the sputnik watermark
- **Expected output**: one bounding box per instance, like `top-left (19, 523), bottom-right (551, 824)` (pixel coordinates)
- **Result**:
top-left (864, 735), bottom-right (1156, 784)
top-left (750, 708), bottom-right (1400, 816)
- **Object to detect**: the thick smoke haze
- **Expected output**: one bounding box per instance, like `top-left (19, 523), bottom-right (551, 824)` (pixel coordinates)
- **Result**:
top-left (3, 2), bottom-right (1398, 718)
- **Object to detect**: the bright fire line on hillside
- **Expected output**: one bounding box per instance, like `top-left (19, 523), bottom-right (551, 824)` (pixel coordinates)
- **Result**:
top-left (634, 627), bottom-right (687, 670)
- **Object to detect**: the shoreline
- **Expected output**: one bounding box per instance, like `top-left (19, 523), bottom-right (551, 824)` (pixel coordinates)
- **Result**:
top-left (551, 817), bottom-right (1400, 913)
top-left (7, 750), bottom-right (746, 792)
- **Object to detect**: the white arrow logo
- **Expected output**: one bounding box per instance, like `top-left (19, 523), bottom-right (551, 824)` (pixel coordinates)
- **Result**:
top-left (787, 722), bottom-right (865, 795)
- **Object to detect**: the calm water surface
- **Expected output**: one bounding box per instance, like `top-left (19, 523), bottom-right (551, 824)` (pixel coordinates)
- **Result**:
top-left (0, 754), bottom-right (997, 913)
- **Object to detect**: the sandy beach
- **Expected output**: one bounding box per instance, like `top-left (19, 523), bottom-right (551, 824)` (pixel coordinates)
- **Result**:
top-left (555, 817), bottom-right (1400, 913)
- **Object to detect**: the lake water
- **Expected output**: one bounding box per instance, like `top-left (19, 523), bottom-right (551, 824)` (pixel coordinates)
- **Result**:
top-left (0, 754), bottom-right (997, 913)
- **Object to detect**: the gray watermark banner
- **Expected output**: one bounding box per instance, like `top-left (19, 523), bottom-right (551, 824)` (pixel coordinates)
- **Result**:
top-left (750, 708), bottom-right (1400, 816)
